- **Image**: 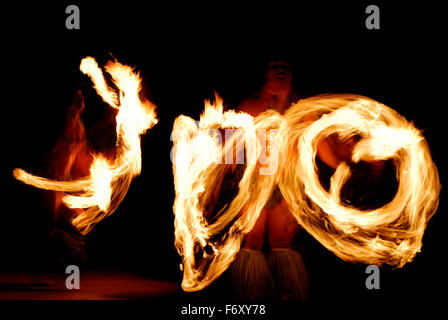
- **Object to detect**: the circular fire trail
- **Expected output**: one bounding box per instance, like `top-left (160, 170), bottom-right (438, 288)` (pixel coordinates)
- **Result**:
top-left (172, 93), bottom-right (440, 291)
top-left (279, 94), bottom-right (440, 267)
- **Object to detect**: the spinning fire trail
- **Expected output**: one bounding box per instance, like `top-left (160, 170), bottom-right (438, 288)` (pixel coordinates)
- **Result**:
top-left (171, 94), bottom-right (440, 292)
top-left (13, 57), bottom-right (158, 234)
top-left (10, 57), bottom-right (440, 292)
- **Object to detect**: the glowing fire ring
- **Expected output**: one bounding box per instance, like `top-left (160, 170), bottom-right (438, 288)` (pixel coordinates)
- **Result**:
top-left (279, 94), bottom-right (440, 267)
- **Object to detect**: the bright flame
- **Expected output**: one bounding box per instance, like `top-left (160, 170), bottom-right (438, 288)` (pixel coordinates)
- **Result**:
top-left (172, 93), bottom-right (440, 291)
top-left (280, 94), bottom-right (440, 267)
top-left (13, 57), bottom-right (157, 234)
top-left (171, 96), bottom-right (286, 291)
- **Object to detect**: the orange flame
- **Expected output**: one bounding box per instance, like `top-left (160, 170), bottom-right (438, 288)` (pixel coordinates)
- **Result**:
top-left (13, 57), bottom-right (157, 234)
top-left (171, 96), bottom-right (286, 291)
top-left (280, 94), bottom-right (440, 267)
top-left (172, 93), bottom-right (440, 291)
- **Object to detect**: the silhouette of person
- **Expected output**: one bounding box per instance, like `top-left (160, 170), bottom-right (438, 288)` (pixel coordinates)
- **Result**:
top-left (42, 90), bottom-right (117, 269)
top-left (228, 60), bottom-right (393, 300)
top-left (229, 60), bottom-right (309, 300)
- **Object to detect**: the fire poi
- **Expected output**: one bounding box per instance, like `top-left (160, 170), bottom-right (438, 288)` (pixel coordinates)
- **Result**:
top-left (13, 57), bottom-right (158, 234)
top-left (171, 93), bottom-right (440, 292)
top-left (11, 58), bottom-right (440, 295)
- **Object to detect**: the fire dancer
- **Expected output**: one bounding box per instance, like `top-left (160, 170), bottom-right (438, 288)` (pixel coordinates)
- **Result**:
top-left (14, 57), bottom-right (158, 268)
top-left (230, 60), bottom-right (309, 300)
top-left (42, 90), bottom-right (116, 268)
top-left (42, 91), bottom-right (92, 267)
top-left (229, 61), bottom-right (395, 300)
top-left (172, 69), bottom-right (440, 297)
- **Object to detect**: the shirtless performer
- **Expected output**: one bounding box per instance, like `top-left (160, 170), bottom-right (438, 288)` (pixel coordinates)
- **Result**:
top-left (229, 61), bottom-right (354, 300)
top-left (43, 91), bottom-right (116, 268)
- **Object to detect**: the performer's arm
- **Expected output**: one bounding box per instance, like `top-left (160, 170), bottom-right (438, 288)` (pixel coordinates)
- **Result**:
top-left (304, 113), bottom-right (352, 169)
top-left (316, 137), bottom-right (342, 169)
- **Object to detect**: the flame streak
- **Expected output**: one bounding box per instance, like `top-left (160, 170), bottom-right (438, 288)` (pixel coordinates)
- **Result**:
top-left (172, 98), bottom-right (286, 291)
top-left (280, 94), bottom-right (440, 267)
top-left (172, 93), bottom-right (440, 291)
top-left (13, 57), bottom-right (157, 234)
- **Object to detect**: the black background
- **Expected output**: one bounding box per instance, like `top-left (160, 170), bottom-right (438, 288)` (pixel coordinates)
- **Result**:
top-left (1, 0), bottom-right (447, 305)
